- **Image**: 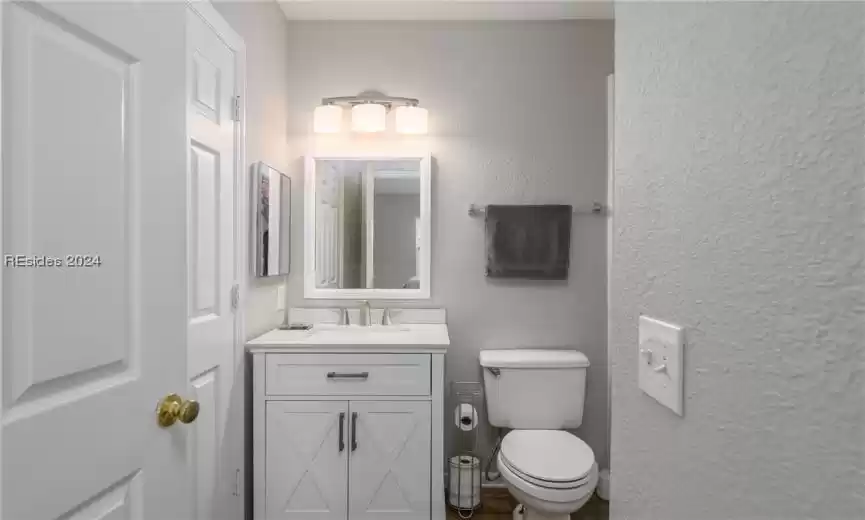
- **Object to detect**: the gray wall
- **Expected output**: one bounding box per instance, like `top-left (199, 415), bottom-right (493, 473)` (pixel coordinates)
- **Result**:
top-left (611, 3), bottom-right (865, 519)
top-left (374, 194), bottom-right (420, 289)
top-left (213, 0), bottom-right (290, 339)
top-left (284, 21), bottom-right (614, 466)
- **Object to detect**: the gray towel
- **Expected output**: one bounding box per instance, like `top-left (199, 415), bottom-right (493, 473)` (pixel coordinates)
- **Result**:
top-left (485, 205), bottom-right (571, 280)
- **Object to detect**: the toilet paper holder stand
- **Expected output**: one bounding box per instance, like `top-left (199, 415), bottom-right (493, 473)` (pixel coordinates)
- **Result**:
top-left (449, 381), bottom-right (483, 517)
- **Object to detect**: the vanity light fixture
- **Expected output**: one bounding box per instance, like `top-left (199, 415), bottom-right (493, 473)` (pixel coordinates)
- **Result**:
top-left (351, 102), bottom-right (387, 133)
top-left (394, 105), bottom-right (429, 135)
top-left (313, 103), bottom-right (342, 133)
top-left (313, 93), bottom-right (428, 135)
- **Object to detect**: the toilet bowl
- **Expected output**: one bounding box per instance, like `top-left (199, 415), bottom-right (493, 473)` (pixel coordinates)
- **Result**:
top-left (480, 349), bottom-right (596, 520)
top-left (497, 430), bottom-right (598, 520)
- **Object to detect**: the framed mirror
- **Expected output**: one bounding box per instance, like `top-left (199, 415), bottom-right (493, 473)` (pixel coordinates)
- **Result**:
top-left (304, 153), bottom-right (431, 299)
top-left (253, 162), bottom-right (291, 277)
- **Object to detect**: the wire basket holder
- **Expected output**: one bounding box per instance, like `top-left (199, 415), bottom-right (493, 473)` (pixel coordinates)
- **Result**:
top-left (448, 381), bottom-right (484, 518)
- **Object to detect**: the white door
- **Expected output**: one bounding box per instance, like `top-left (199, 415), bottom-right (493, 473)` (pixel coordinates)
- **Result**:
top-left (315, 205), bottom-right (339, 289)
top-left (266, 401), bottom-right (349, 520)
top-left (316, 163), bottom-right (340, 289)
top-left (349, 401), bottom-right (431, 520)
top-left (1, 1), bottom-right (191, 519)
top-left (186, 5), bottom-right (241, 519)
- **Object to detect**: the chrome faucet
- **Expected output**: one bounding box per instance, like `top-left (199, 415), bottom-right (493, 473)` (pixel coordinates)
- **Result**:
top-left (337, 302), bottom-right (391, 326)
top-left (358, 300), bottom-right (371, 327)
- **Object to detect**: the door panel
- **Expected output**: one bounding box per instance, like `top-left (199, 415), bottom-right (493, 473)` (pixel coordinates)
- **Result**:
top-left (189, 142), bottom-right (221, 318)
top-left (316, 162), bottom-right (340, 289)
top-left (189, 369), bottom-right (218, 520)
top-left (186, 7), bottom-right (238, 520)
top-left (63, 473), bottom-right (142, 520)
top-left (3, 0), bottom-right (136, 409)
top-left (349, 401), bottom-right (431, 520)
top-left (266, 401), bottom-right (348, 520)
top-left (1, 1), bottom-right (189, 519)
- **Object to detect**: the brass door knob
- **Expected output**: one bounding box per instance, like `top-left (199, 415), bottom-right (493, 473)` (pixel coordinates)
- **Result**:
top-left (156, 393), bottom-right (200, 428)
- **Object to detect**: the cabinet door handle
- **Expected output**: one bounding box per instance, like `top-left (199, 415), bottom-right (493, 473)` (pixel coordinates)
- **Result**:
top-left (351, 412), bottom-right (358, 452)
top-left (338, 412), bottom-right (345, 452)
top-left (326, 372), bottom-right (370, 380)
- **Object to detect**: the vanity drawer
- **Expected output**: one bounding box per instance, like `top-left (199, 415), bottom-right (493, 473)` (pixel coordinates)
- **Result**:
top-left (265, 353), bottom-right (431, 396)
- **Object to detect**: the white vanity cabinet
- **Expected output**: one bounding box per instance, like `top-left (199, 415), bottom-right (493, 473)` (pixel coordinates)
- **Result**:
top-left (249, 341), bottom-right (447, 520)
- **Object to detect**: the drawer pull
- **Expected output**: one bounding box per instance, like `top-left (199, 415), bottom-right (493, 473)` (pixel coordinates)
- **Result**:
top-left (326, 371), bottom-right (370, 380)
top-left (351, 412), bottom-right (358, 452)
top-left (338, 412), bottom-right (345, 452)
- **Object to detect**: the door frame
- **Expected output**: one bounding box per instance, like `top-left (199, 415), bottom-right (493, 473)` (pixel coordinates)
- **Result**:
top-left (186, 0), bottom-right (248, 513)
top-left (605, 73), bottom-right (614, 480)
top-left (0, 1), bottom-right (6, 514)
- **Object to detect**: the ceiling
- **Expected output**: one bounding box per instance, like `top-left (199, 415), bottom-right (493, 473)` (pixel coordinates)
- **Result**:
top-left (278, 1), bottom-right (614, 21)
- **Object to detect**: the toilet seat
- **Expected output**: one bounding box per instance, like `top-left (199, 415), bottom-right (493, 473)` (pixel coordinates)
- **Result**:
top-left (497, 452), bottom-right (598, 506)
top-left (500, 456), bottom-right (591, 490)
top-left (500, 430), bottom-right (595, 488)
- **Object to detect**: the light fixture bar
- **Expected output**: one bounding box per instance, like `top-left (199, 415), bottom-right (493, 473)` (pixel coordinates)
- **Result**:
top-left (321, 95), bottom-right (420, 109)
top-left (313, 92), bottom-right (427, 134)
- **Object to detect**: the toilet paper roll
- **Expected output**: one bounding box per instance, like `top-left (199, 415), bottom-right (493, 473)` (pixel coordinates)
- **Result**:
top-left (454, 403), bottom-right (478, 431)
top-left (448, 456), bottom-right (481, 510)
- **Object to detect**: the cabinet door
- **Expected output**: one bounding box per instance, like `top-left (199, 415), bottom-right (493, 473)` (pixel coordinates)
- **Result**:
top-left (348, 401), bottom-right (432, 520)
top-left (266, 401), bottom-right (349, 520)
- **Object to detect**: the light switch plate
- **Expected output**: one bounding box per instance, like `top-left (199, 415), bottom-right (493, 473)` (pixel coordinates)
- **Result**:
top-left (638, 316), bottom-right (684, 416)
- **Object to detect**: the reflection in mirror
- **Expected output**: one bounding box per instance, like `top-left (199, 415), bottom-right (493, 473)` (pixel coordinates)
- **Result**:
top-left (254, 162), bottom-right (291, 277)
top-left (314, 159), bottom-right (421, 290)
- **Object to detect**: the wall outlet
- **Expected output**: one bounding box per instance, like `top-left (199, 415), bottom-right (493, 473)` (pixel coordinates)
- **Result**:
top-left (638, 316), bottom-right (684, 416)
top-left (276, 284), bottom-right (286, 312)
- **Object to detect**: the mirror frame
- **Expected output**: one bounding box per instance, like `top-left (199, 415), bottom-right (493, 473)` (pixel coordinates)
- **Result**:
top-left (304, 152), bottom-right (432, 300)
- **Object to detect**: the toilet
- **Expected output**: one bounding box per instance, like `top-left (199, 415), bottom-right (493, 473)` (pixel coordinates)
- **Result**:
top-left (480, 349), bottom-right (598, 520)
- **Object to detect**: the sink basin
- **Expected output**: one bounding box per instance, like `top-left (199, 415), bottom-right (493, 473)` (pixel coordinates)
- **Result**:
top-left (313, 324), bottom-right (412, 333)
top-left (247, 321), bottom-right (450, 348)
top-left (304, 324), bottom-right (416, 343)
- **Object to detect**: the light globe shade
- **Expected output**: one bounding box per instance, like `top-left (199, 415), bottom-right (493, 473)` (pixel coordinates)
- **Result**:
top-left (313, 104), bottom-right (342, 133)
top-left (395, 105), bottom-right (428, 135)
top-left (351, 103), bottom-right (387, 133)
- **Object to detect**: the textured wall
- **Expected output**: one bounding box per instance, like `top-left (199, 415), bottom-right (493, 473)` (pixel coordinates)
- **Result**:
top-left (283, 21), bottom-right (614, 466)
top-left (611, 3), bottom-right (865, 519)
top-left (213, 0), bottom-right (290, 339)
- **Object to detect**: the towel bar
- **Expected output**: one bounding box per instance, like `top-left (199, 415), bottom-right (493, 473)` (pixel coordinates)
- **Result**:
top-left (467, 202), bottom-right (606, 218)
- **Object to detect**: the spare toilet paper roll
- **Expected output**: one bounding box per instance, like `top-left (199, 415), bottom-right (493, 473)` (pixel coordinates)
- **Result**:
top-left (454, 403), bottom-right (478, 431)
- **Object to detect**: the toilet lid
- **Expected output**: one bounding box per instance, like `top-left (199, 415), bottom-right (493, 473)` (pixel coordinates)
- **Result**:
top-left (500, 430), bottom-right (595, 483)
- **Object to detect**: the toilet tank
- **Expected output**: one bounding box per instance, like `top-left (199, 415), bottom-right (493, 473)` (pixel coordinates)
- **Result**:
top-left (480, 349), bottom-right (590, 429)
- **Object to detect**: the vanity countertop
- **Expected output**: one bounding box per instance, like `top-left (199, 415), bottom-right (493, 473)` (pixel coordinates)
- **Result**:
top-left (246, 323), bottom-right (450, 354)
